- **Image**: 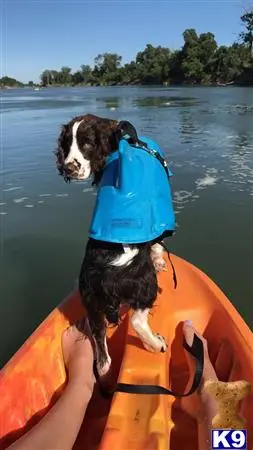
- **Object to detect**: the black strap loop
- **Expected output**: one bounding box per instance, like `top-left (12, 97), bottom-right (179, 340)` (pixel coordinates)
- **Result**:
top-left (138, 145), bottom-right (170, 179)
top-left (116, 121), bottom-right (143, 146)
top-left (115, 334), bottom-right (203, 396)
top-left (115, 121), bottom-right (170, 179)
top-left (160, 241), bottom-right (177, 289)
top-left (97, 332), bottom-right (204, 398)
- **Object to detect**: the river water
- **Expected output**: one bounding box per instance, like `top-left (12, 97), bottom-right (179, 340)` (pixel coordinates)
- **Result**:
top-left (1, 86), bottom-right (253, 366)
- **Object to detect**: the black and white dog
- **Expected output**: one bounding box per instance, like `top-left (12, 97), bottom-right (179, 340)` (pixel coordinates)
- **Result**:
top-left (56, 114), bottom-right (168, 376)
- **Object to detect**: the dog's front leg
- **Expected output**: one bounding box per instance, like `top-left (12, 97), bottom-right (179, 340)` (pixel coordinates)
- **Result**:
top-left (151, 242), bottom-right (167, 272)
top-left (131, 308), bottom-right (167, 353)
top-left (87, 314), bottom-right (111, 377)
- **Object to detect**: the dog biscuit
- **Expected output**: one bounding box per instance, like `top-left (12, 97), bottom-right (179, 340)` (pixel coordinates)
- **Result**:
top-left (204, 379), bottom-right (252, 429)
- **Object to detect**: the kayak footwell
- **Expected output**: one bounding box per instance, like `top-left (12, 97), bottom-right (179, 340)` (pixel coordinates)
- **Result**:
top-left (0, 254), bottom-right (252, 450)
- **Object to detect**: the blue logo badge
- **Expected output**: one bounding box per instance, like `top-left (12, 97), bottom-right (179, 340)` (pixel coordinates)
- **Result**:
top-left (211, 429), bottom-right (247, 449)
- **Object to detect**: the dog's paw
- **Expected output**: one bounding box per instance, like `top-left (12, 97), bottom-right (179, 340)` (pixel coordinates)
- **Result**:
top-left (143, 333), bottom-right (168, 353)
top-left (152, 256), bottom-right (167, 273)
top-left (97, 356), bottom-right (112, 378)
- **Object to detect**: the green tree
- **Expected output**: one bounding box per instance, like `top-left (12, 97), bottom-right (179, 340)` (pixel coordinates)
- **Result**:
top-left (0, 76), bottom-right (23, 87)
top-left (50, 70), bottom-right (59, 84)
top-left (59, 66), bottom-right (72, 84)
top-left (93, 53), bottom-right (122, 83)
top-left (135, 44), bottom-right (171, 83)
top-left (181, 29), bottom-right (204, 82)
top-left (211, 46), bottom-right (238, 82)
top-left (94, 53), bottom-right (122, 73)
top-left (198, 33), bottom-right (217, 65)
top-left (183, 28), bottom-right (198, 45)
top-left (120, 61), bottom-right (138, 84)
top-left (40, 69), bottom-right (64, 86)
top-left (240, 11), bottom-right (253, 57)
top-left (40, 70), bottom-right (53, 86)
top-left (169, 50), bottom-right (184, 83)
top-left (80, 64), bottom-right (92, 83)
top-left (180, 29), bottom-right (217, 83)
top-left (72, 71), bottom-right (83, 85)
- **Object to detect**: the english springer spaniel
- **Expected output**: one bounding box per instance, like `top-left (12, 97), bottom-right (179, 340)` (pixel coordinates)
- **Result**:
top-left (56, 114), bottom-right (168, 377)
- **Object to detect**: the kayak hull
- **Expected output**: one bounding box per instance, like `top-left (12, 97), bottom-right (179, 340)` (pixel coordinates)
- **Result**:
top-left (0, 254), bottom-right (252, 450)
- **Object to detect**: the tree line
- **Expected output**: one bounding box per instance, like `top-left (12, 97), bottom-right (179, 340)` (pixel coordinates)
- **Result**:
top-left (39, 12), bottom-right (253, 87)
top-left (0, 76), bottom-right (35, 88)
top-left (1, 11), bottom-right (252, 88)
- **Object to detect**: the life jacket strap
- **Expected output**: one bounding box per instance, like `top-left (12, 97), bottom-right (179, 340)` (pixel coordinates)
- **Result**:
top-left (116, 120), bottom-right (170, 179)
top-left (136, 144), bottom-right (170, 179)
top-left (96, 332), bottom-right (204, 399)
top-left (161, 241), bottom-right (177, 288)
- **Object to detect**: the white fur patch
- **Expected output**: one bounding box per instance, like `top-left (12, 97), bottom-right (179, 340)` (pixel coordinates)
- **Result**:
top-left (110, 245), bottom-right (139, 267)
top-left (151, 242), bottom-right (167, 272)
top-left (64, 120), bottom-right (91, 179)
top-left (131, 309), bottom-right (167, 353)
top-left (151, 242), bottom-right (164, 256)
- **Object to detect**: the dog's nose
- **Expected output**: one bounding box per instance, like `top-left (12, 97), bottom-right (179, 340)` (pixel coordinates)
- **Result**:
top-left (65, 159), bottom-right (81, 173)
top-left (65, 162), bottom-right (77, 175)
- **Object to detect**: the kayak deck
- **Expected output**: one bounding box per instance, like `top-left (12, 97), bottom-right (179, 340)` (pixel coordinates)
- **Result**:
top-left (0, 254), bottom-right (252, 449)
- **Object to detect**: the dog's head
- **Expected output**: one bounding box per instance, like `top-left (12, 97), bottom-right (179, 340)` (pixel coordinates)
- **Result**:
top-left (55, 114), bottom-right (118, 184)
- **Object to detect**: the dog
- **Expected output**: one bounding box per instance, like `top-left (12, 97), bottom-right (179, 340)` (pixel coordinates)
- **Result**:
top-left (56, 113), bottom-right (167, 274)
top-left (56, 114), bottom-right (169, 377)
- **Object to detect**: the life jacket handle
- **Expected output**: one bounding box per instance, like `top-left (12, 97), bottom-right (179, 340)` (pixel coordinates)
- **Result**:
top-left (116, 121), bottom-right (171, 180)
top-left (116, 120), bottom-right (148, 148)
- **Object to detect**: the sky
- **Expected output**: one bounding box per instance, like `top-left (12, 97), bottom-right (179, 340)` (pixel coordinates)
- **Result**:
top-left (1, 0), bottom-right (252, 82)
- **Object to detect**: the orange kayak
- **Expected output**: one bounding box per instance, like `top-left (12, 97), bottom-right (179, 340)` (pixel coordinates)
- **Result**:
top-left (0, 253), bottom-right (252, 450)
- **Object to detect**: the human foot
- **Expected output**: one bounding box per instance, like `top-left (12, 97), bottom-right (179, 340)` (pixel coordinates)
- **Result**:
top-left (183, 321), bottom-right (217, 384)
top-left (181, 320), bottom-right (218, 420)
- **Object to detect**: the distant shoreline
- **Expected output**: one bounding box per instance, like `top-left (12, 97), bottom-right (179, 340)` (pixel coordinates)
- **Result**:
top-left (2, 80), bottom-right (253, 89)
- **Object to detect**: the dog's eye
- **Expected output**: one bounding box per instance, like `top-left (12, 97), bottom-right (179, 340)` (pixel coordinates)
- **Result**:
top-left (83, 141), bottom-right (91, 148)
top-left (81, 142), bottom-right (92, 155)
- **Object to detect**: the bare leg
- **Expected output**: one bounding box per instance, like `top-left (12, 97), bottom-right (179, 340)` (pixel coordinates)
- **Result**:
top-left (181, 321), bottom-right (218, 450)
top-left (151, 242), bottom-right (167, 272)
top-left (9, 323), bottom-right (95, 450)
top-left (131, 308), bottom-right (167, 353)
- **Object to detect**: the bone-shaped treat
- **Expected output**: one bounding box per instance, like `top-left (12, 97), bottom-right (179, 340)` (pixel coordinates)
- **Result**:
top-left (204, 380), bottom-right (252, 429)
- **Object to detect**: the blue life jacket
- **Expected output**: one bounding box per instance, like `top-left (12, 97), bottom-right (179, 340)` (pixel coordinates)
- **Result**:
top-left (89, 136), bottom-right (176, 244)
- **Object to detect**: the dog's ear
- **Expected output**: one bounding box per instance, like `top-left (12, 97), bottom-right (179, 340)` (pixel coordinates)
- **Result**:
top-left (55, 125), bottom-right (66, 160)
top-left (54, 124), bottom-right (69, 180)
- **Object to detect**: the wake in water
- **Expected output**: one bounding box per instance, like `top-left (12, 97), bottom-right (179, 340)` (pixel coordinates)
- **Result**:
top-left (195, 168), bottom-right (219, 190)
top-left (0, 185), bottom-right (96, 217)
